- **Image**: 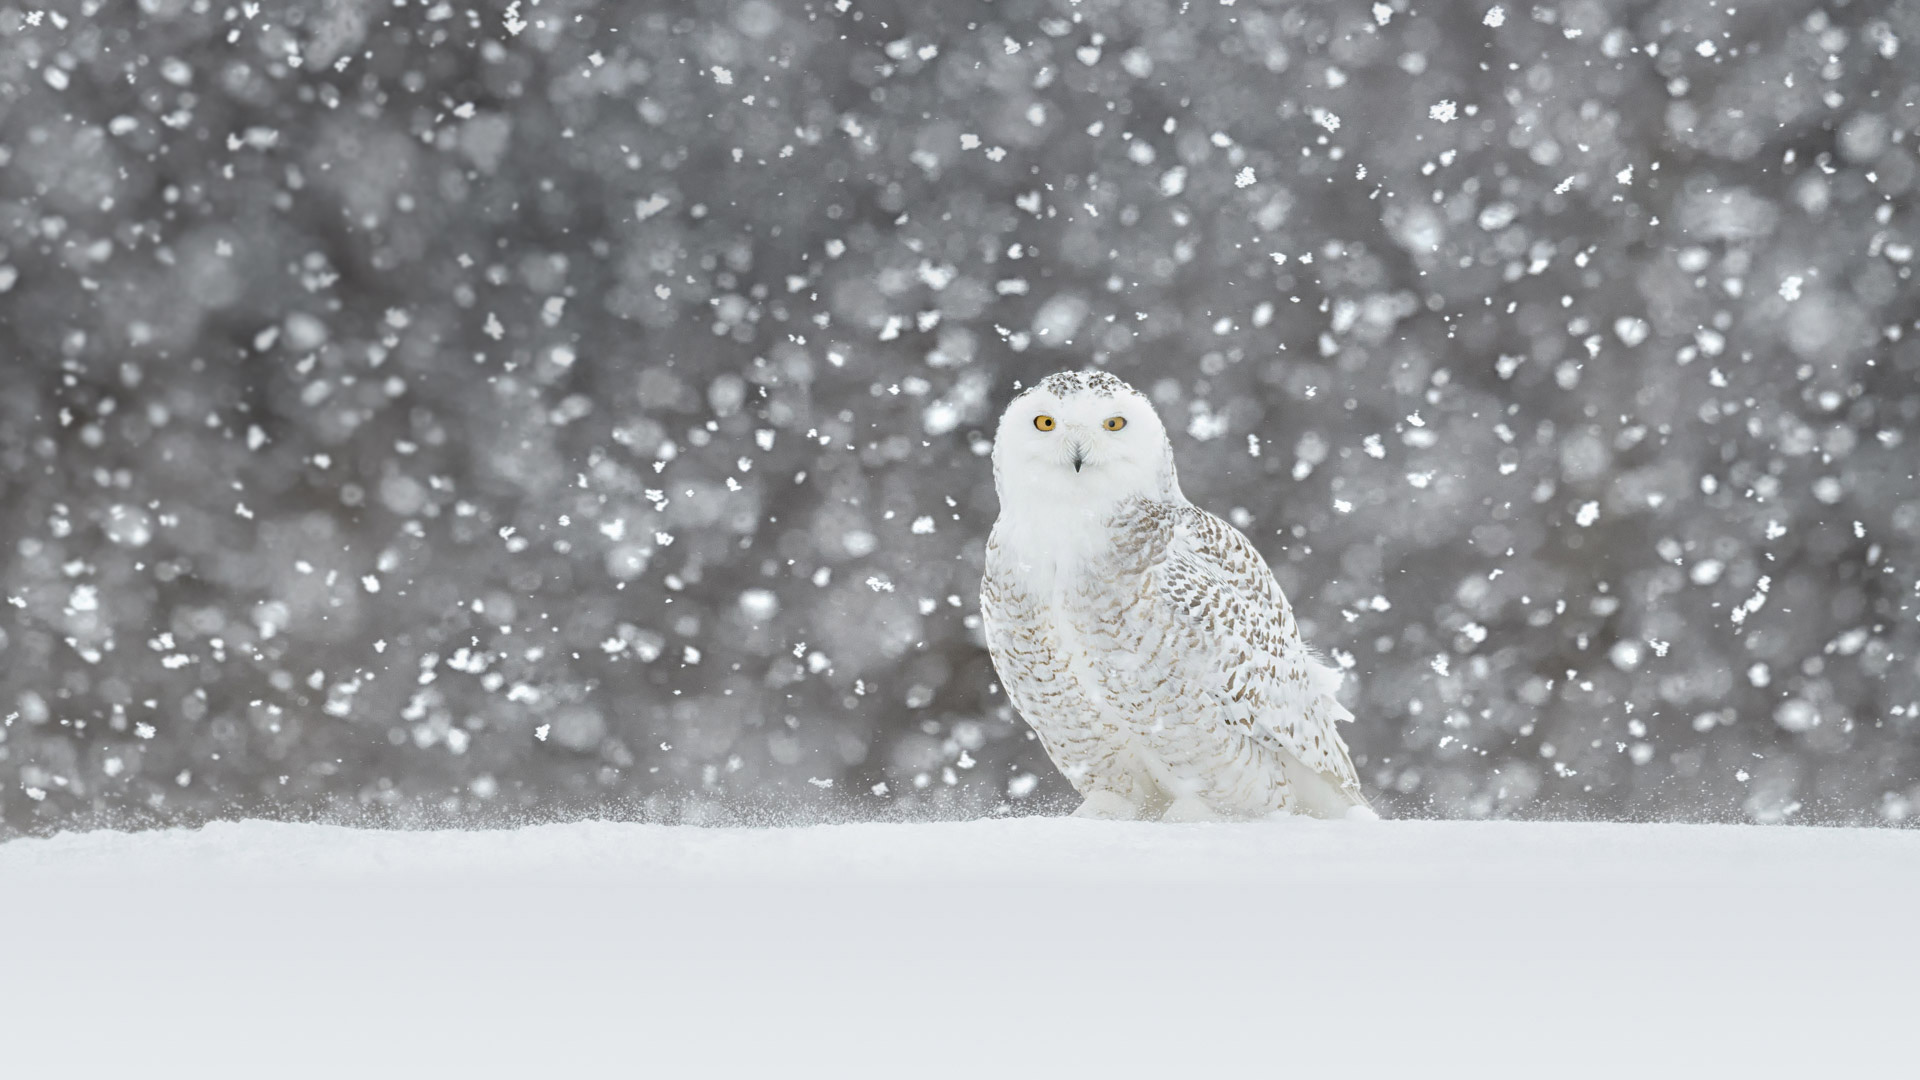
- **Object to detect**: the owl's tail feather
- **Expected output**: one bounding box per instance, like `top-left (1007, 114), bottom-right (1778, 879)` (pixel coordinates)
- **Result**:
top-left (1304, 655), bottom-right (1356, 723)
top-left (1280, 748), bottom-right (1376, 819)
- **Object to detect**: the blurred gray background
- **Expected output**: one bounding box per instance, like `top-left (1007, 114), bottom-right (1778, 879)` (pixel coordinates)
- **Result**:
top-left (2, 0), bottom-right (1916, 836)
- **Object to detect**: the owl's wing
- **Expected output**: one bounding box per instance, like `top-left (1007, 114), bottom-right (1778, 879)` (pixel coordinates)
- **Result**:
top-left (1153, 507), bottom-right (1367, 809)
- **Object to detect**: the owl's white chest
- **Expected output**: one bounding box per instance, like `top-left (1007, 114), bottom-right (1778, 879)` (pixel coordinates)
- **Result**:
top-left (992, 500), bottom-right (1156, 654)
top-left (992, 515), bottom-right (1191, 797)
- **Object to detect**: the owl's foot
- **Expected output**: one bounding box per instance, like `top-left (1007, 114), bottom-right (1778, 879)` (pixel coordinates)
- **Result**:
top-left (1071, 790), bottom-right (1142, 820)
top-left (1160, 797), bottom-right (1224, 823)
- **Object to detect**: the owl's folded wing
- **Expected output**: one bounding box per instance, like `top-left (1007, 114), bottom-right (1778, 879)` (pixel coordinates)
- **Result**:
top-left (1153, 508), bottom-right (1367, 803)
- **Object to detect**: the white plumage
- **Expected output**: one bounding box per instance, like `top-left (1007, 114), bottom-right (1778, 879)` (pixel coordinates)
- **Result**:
top-left (980, 371), bottom-right (1371, 821)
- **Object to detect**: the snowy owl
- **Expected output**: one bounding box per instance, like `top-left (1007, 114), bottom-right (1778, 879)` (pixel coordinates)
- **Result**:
top-left (980, 370), bottom-right (1370, 821)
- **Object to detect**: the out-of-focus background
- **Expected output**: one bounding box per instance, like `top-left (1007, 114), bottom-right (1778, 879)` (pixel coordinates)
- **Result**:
top-left (0, 0), bottom-right (1914, 837)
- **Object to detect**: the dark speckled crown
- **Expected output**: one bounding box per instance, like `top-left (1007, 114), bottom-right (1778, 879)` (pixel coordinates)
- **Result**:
top-left (1016, 370), bottom-right (1136, 400)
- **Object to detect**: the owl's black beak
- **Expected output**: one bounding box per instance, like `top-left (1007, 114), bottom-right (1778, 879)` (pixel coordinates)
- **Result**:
top-left (1070, 443), bottom-right (1086, 472)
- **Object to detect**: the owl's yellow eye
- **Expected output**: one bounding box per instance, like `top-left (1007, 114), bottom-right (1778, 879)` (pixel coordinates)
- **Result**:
top-left (1034, 415), bottom-right (1056, 431)
top-left (1103, 416), bottom-right (1127, 431)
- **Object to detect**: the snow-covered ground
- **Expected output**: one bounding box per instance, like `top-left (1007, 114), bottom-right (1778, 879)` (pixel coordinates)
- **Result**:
top-left (5, 817), bottom-right (1914, 1077)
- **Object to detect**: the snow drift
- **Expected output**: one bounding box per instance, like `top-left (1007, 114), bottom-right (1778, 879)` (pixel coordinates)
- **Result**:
top-left (4, 817), bottom-right (1913, 1077)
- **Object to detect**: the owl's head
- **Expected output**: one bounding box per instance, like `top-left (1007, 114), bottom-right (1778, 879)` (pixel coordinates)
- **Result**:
top-left (992, 370), bottom-right (1181, 513)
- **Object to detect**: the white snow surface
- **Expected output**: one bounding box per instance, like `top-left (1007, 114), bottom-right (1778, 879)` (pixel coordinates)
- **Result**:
top-left (4, 817), bottom-right (1915, 1077)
